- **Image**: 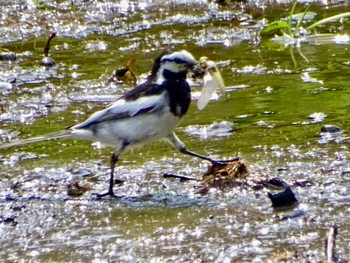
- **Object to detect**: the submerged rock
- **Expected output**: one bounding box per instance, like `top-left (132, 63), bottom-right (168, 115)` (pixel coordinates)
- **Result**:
top-left (319, 124), bottom-right (345, 144)
top-left (41, 56), bottom-right (55, 67)
top-left (321, 124), bottom-right (341, 133)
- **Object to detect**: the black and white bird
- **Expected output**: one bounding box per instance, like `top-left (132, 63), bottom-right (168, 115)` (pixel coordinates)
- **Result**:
top-left (0, 50), bottom-right (237, 197)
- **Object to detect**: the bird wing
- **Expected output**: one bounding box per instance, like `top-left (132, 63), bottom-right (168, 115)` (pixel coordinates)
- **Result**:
top-left (72, 84), bottom-right (166, 129)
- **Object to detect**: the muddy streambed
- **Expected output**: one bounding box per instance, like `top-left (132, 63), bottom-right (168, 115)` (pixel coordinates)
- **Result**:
top-left (1, 0), bottom-right (350, 261)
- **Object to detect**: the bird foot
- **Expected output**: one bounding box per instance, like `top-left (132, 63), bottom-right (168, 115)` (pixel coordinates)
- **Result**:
top-left (92, 179), bottom-right (124, 199)
top-left (92, 191), bottom-right (121, 199)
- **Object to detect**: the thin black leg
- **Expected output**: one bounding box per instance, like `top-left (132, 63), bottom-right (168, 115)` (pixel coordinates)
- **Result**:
top-left (166, 132), bottom-right (238, 164)
top-left (180, 147), bottom-right (239, 164)
top-left (94, 142), bottom-right (128, 198)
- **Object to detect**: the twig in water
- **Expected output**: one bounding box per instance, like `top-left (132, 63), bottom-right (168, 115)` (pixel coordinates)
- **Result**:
top-left (324, 225), bottom-right (343, 263)
top-left (163, 173), bottom-right (199, 181)
top-left (44, 32), bottom-right (56, 57)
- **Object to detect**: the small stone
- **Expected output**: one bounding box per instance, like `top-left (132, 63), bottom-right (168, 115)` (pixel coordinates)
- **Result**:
top-left (321, 125), bottom-right (341, 133)
top-left (41, 56), bottom-right (55, 67)
top-left (0, 52), bottom-right (16, 61)
top-left (268, 187), bottom-right (298, 209)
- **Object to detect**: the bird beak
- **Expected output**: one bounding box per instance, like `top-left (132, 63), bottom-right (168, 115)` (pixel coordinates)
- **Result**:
top-left (192, 62), bottom-right (205, 79)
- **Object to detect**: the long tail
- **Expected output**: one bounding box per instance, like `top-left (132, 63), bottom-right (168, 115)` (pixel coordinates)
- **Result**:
top-left (0, 130), bottom-right (72, 149)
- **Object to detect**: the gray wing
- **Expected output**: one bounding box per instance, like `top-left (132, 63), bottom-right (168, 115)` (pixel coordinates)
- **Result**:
top-left (72, 92), bottom-right (167, 129)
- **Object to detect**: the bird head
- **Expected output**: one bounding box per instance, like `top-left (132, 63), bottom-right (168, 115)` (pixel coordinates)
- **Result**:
top-left (160, 50), bottom-right (196, 71)
top-left (150, 50), bottom-right (197, 84)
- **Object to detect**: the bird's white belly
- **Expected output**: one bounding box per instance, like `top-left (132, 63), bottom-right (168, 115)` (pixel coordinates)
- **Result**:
top-left (71, 108), bottom-right (181, 148)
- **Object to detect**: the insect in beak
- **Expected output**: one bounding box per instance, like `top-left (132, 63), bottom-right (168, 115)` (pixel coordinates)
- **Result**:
top-left (193, 57), bottom-right (226, 110)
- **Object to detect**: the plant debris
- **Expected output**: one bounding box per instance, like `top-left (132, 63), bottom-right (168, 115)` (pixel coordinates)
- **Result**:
top-left (202, 159), bottom-right (249, 188)
top-left (41, 32), bottom-right (56, 67)
top-left (67, 181), bottom-right (92, 197)
top-left (108, 58), bottom-right (137, 85)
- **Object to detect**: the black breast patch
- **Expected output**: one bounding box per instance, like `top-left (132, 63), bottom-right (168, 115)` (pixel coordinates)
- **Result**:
top-left (163, 79), bottom-right (191, 117)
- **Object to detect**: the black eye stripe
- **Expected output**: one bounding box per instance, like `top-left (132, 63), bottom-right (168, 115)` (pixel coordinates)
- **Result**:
top-left (162, 57), bottom-right (187, 64)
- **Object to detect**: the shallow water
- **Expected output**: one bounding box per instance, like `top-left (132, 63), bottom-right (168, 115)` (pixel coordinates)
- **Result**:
top-left (1, 0), bottom-right (350, 261)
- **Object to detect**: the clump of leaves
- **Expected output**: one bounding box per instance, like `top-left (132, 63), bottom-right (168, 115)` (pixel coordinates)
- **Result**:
top-left (261, 0), bottom-right (350, 46)
top-left (260, 0), bottom-right (350, 66)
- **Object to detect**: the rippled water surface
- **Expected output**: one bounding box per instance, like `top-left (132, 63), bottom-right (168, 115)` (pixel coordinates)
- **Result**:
top-left (1, 0), bottom-right (350, 261)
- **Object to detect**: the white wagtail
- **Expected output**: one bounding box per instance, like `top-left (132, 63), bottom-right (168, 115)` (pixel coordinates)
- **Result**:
top-left (0, 50), bottom-right (237, 197)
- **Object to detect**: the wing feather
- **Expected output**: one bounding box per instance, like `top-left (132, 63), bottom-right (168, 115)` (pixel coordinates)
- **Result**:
top-left (72, 85), bottom-right (167, 129)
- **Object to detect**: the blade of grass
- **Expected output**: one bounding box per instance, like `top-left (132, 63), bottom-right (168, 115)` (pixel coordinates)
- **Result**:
top-left (296, 47), bottom-right (310, 64)
top-left (289, 46), bottom-right (298, 69)
top-left (288, 0), bottom-right (299, 36)
top-left (306, 12), bottom-right (350, 30)
top-left (296, 4), bottom-right (313, 33)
